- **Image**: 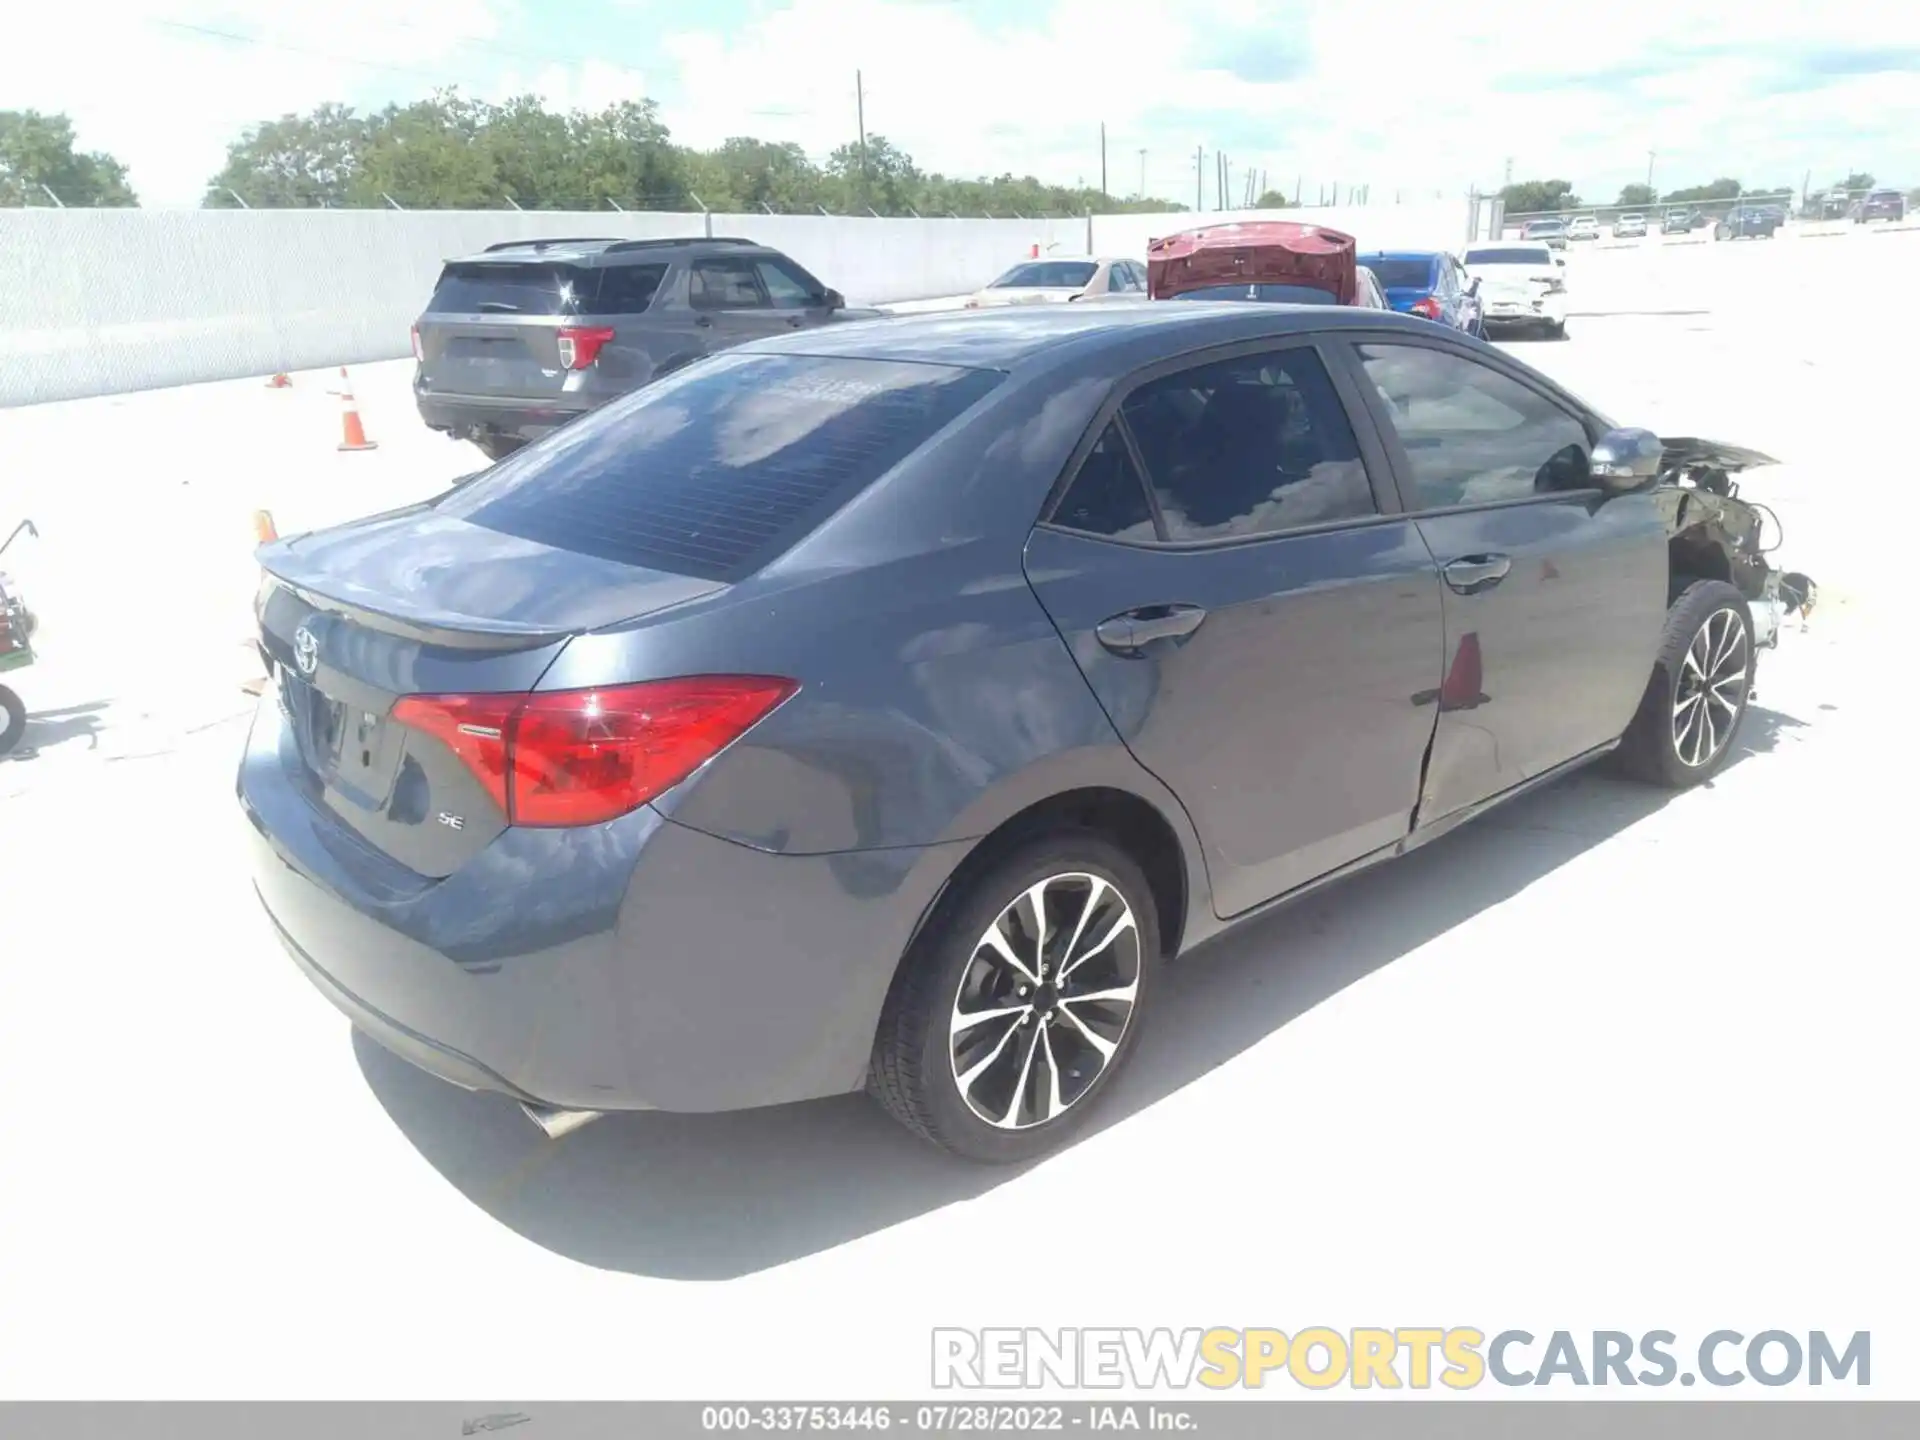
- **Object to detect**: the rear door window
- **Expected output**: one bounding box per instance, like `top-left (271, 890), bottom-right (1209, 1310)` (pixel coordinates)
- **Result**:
top-left (427, 262), bottom-right (596, 315)
top-left (437, 354), bottom-right (1005, 581)
top-left (594, 264), bottom-right (669, 314)
top-left (690, 258), bottom-right (770, 309)
top-left (1354, 343), bottom-right (1592, 508)
top-left (1119, 347), bottom-right (1378, 540)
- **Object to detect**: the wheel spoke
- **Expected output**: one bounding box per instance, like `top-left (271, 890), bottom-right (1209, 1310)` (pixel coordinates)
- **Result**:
top-left (1039, 1024), bottom-right (1065, 1123)
top-left (1059, 910), bottom-right (1136, 983)
top-left (1060, 980), bottom-right (1138, 1009)
top-left (956, 1015), bottom-right (1024, 1097)
top-left (1673, 691), bottom-right (1703, 719)
top-left (1018, 880), bottom-right (1053, 970)
top-left (980, 921), bottom-right (1040, 987)
top-left (1056, 1000), bottom-right (1119, 1062)
top-left (999, 1021), bottom-right (1044, 1129)
top-left (954, 1001), bottom-right (1032, 1034)
top-left (1056, 876), bottom-right (1109, 977)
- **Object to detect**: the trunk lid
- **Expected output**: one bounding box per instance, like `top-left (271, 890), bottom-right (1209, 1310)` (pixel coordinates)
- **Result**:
top-left (255, 505), bottom-right (726, 876)
top-left (1148, 221), bottom-right (1357, 303)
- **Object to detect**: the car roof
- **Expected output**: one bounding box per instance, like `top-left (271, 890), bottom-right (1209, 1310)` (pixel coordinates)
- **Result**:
top-left (441, 235), bottom-right (776, 267)
top-left (1356, 249), bottom-right (1442, 262)
top-left (729, 301), bottom-right (1445, 371)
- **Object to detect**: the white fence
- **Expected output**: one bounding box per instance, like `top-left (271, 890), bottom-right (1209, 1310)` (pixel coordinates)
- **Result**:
top-left (0, 200), bottom-right (1475, 406)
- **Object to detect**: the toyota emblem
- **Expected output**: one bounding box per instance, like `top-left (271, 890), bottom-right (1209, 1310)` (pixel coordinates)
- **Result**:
top-left (292, 625), bottom-right (319, 677)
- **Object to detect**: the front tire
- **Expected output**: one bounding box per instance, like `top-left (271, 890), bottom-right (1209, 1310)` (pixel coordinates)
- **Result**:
top-left (0, 685), bottom-right (25, 757)
top-left (1617, 580), bottom-right (1754, 788)
top-left (869, 832), bottom-right (1159, 1164)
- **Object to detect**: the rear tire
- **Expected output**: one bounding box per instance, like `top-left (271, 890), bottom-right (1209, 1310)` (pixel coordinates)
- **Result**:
top-left (869, 831), bottom-right (1160, 1164)
top-left (473, 434), bottom-right (525, 463)
top-left (0, 685), bottom-right (25, 757)
top-left (1616, 579), bottom-right (1754, 789)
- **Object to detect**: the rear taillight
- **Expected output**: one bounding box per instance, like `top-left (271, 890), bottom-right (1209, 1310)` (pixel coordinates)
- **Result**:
top-left (1409, 296), bottom-right (1443, 320)
top-left (556, 325), bottom-right (616, 370)
top-left (392, 676), bottom-right (797, 828)
top-left (410, 324), bottom-right (424, 363)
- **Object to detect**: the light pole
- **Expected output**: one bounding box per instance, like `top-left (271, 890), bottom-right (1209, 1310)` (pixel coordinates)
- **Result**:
top-left (1646, 150), bottom-right (1655, 197)
top-left (1138, 149), bottom-right (1147, 199)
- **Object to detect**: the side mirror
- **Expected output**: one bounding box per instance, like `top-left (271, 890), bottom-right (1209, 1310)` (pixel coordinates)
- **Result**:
top-left (821, 288), bottom-right (845, 309)
top-left (1467, 276), bottom-right (1481, 296)
top-left (1589, 427), bottom-right (1664, 492)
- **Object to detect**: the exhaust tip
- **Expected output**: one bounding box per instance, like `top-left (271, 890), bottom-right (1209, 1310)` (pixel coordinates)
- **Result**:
top-left (519, 1102), bottom-right (606, 1140)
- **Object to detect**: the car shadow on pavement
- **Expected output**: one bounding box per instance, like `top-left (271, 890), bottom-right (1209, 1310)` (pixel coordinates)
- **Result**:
top-left (357, 705), bottom-right (1805, 1281)
top-left (1, 699), bottom-right (109, 765)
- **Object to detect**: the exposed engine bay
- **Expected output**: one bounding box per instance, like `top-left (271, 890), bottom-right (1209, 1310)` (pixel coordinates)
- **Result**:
top-left (1654, 437), bottom-right (1816, 649)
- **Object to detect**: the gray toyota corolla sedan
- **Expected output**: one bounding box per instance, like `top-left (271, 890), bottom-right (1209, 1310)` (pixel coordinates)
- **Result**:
top-left (242, 301), bottom-right (1800, 1163)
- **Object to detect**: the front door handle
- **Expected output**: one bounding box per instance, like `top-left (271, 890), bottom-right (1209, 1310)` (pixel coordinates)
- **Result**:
top-left (1442, 554), bottom-right (1512, 595)
top-left (1095, 604), bottom-right (1208, 654)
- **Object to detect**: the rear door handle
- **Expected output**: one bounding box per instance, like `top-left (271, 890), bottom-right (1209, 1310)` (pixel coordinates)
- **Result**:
top-left (1095, 604), bottom-right (1208, 654)
top-left (1442, 554), bottom-right (1513, 594)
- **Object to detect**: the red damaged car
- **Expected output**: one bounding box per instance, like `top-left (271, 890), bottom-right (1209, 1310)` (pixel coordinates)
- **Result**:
top-left (1143, 221), bottom-right (1390, 308)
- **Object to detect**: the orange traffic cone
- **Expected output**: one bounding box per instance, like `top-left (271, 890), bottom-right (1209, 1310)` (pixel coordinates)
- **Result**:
top-left (1029, 243), bottom-right (1040, 258)
top-left (336, 367), bottom-right (378, 452)
top-left (251, 509), bottom-right (279, 546)
top-left (266, 372), bottom-right (291, 388)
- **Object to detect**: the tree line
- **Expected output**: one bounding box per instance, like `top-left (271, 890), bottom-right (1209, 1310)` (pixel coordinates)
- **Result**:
top-left (1499, 172), bottom-right (1900, 216)
top-left (2, 93), bottom-right (1183, 217)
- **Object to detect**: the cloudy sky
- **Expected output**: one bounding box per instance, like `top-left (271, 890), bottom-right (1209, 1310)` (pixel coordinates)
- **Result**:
top-left (6, 0), bottom-right (1918, 208)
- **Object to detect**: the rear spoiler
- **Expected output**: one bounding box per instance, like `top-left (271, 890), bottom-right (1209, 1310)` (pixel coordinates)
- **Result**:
top-left (1658, 438), bottom-right (1778, 474)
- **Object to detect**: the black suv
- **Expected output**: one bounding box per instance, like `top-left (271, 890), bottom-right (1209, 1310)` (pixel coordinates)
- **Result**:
top-left (412, 235), bottom-right (882, 460)
top-left (1857, 190), bottom-right (1909, 223)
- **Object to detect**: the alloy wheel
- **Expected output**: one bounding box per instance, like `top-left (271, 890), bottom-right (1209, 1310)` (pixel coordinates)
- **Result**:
top-left (1672, 607), bottom-right (1749, 768)
top-left (947, 872), bottom-right (1141, 1131)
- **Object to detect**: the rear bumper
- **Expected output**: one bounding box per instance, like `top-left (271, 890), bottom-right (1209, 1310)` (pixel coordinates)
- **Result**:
top-left (412, 387), bottom-right (595, 443)
top-left (238, 692), bottom-right (959, 1114)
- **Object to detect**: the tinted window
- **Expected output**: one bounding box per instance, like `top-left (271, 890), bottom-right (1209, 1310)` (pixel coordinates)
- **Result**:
top-left (690, 258), bottom-right (767, 309)
top-left (1169, 283), bottom-right (1339, 304)
top-left (1050, 424), bottom-right (1156, 539)
top-left (755, 257), bottom-right (819, 308)
top-left (428, 262), bottom-right (594, 315)
top-left (992, 261), bottom-right (1099, 288)
top-left (1356, 344), bottom-right (1592, 509)
top-left (594, 263), bottom-right (668, 314)
top-left (1121, 348), bottom-right (1376, 540)
top-left (1368, 258), bottom-right (1436, 290)
top-left (440, 355), bottom-right (1004, 581)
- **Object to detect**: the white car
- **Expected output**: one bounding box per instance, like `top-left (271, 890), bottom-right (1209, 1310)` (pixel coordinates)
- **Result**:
top-left (1460, 242), bottom-right (1570, 339)
top-left (963, 256), bottom-right (1146, 308)
top-left (1614, 213), bottom-right (1648, 238)
top-left (1567, 216), bottom-right (1600, 241)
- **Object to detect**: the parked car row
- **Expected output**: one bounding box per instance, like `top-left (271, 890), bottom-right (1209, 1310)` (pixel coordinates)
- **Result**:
top-left (254, 218), bottom-right (1809, 1163)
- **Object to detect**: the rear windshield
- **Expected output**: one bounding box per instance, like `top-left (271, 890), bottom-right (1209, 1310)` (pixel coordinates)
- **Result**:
top-left (1524, 221), bottom-right (1565, 232)
top-left (1168, 283), bottom-right (1339, 303)
top-left (1465, 248), bottom-right (1552, 266)
top-left (1364, 259), bottom-right (1435, 290)
top-left (437, 354), bottom-right (1004, 581)
top-left (428, 262), bottom-right (597, 315)
top-left (992, 262), bottom-right (1098, 288)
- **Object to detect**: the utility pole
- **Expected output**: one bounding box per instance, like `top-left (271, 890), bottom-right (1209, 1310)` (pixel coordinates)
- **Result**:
top-left (1195, 146), bottom-right (1204, 212)
top-left (856, 70), bottom-right (868, 200)
top-left (1138, 148), bottom-right (1147, 199)
top-left (1099, 121), bottom-right (1107, 198)
top-left (1503, 156), bottom-right (1513, 188)
top-left (1646, 150), bottom-right (1655, 196)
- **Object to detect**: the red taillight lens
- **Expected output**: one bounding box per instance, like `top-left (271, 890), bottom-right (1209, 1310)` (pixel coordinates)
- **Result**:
top-left (1410, 296), bottom-right (1443, 320)
top-left (410, 323), bottom-right (424, 362)
top-left (393, 676), bottom-right (797, 828)
top-left (556, 325), bottom-right (616, 370)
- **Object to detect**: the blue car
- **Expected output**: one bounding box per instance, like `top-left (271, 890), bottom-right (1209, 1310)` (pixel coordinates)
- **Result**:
top-left (1357, 250), bottom-right (1484, 338)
